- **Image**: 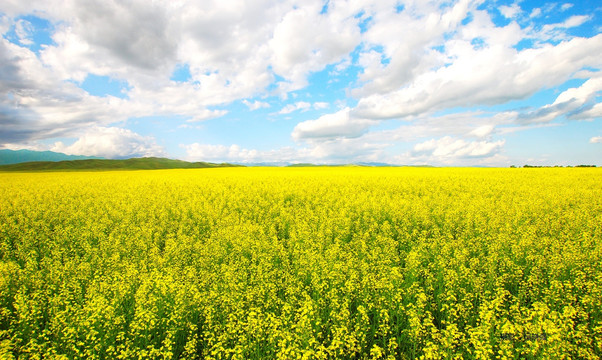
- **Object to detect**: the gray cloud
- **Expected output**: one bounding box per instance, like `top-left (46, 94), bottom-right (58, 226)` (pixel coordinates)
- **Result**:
top-left (71, 0), bottom-right (177, 70)
top-left (0, 41), bottom-right (33, 92)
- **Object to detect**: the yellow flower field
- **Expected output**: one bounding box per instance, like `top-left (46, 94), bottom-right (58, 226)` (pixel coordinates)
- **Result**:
top-left (0, 167), bottom-right (600, 359)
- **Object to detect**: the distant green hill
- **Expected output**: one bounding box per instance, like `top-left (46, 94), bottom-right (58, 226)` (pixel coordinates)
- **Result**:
top-left (0, 149), bottom-right (102, 165)
top-left (0, 157), bottom-right (242, 171)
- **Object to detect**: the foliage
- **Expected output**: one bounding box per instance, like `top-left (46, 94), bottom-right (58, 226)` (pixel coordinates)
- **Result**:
top-left (0, 167), bottom-right (601, 359)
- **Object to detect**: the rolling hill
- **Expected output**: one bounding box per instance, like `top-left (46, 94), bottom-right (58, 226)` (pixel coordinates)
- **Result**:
top-left (0, 157), bottom-right (242, 171)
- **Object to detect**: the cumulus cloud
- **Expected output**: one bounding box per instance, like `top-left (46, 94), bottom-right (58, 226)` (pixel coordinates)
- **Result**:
top-left (353, 34), bottom-right (602, 120)
top-left (292, 108), bottom-right (376, 140)
top-left (2, 0), bottom-right (360, 140)
top-left (269, 1), bottom-right (361, 92)
top-left (412, 136), bottom-right (505, 160)
top-left (0, 32), bottom-right (229, 141)
top-left (499, 4), bottom-right (521, 19)
top-left (591, 136), bottom-right (602, 144)
top-left (366, 110), bottom-right (516, 143)
top-left (37, 1), bottom-right (179, 85)
top-left (183, 143), bottom-right (311, 164)
top-left (0, 37), bottom-right (130, 143)
top-left (469, 124), bottom-right (496, 138)
top-left (1, 0), bottom-right (601, 165)
top-left (51, 127), bottom-right (166, 159)
top-left (356, 0), bottom-right (476, 97)
top-left (183, 139), bottom-right (387, 164)
top-left (304, 138), bottom-right (388, 163)
top-left (184, 143), bottom-right (253, 162)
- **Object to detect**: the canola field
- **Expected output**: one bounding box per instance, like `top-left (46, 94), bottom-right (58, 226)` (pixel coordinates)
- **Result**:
top-left (0, 167), bottom-right (601, 359)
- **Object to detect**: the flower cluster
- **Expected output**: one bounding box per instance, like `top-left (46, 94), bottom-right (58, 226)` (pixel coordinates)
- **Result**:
top-left (0, 167), bottom-right (600, 359)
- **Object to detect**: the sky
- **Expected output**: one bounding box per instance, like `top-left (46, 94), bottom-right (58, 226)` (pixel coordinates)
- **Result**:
top-left (0, 0), bottom-right (601, 166)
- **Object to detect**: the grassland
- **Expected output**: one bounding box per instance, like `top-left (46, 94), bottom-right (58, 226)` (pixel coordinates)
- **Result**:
top-left (0, 157), bottom-right (241, 171)
top-left (0, 167), bottom-right (600, 359)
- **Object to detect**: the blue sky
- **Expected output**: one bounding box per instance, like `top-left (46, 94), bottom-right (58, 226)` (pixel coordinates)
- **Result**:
top-left (1, 0), bottom-right (601, 166)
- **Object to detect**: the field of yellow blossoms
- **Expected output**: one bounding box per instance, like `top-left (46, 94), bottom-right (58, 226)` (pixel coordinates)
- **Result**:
top-left (0, 167), bottom-right (600, 359)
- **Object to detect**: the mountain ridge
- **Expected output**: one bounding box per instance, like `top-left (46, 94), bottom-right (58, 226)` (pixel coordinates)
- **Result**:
top-left (0, 149), bottom-right (102, 165)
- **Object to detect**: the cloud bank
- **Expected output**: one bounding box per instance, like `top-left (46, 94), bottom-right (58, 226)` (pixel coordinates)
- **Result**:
top-left (0, 0), bottom-right (600, 164)
top-left (52, 127), bottom-right (165, 159)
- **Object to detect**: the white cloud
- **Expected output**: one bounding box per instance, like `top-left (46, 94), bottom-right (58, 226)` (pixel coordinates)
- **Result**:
top-left (562, 15), bottom-right (591, 28)
top-left (2, 0), bottom-right (363, 151)
top-left (186, 109), bottom-right (228, 122)
top-left (292, 108), bottom-right (376, 140)
top-left (0, 15), bottom-right (9, 35)
top-left (540, 15), bottom-right (591, 40)
top-left (590, 136), bottom-right (602, 144)
top-left (286, 108), bottom-right (514, 165)
top-left (574, 103), bottom-right (602, 120)
top-left (499, 4), bottom-right (521, 19)
top-left (517, 75), bottom-right (602, 123)
top-left (51, 127), bottom-right (166, 159)
top-left (356, 0), bottom-right (477, 97)
top-left (269, 1), bottom-right (361, 93)
top-left (278, 101), bottom-right (312, 114)
top-left (278, 101), bottom-right (330, 114)
top-left (243, 99), bottom-right (270, 111)
top-left (469, 124), bottom-right (496, 138)
top-left (183, 139), bottom-right (387, 164)
top-left (0, 37), bottom-right (131, 143)
top-left (352, 111), bottom-right (518, 150)
top-left (2, 0), bottom-right (601, 165)
top-left (560, 3), bottom-right (574, 11)
top-left (0, 142), bottom-right (50, 151)
top-left (184, 143), bottom-right (251, 162)
top-left (13, 0), bottom-right (348, 126)
top-left (183, 143), bottom-right (313, 164)
top-left (353, 34), bottom-right (602, 120)
top-left (305, 138), bottom-right (388, 163)
top-left (412, 136), bottom-right (505, 160)
top-left (530, 8), bottom-right (542, 18)
top-left (15, 19), bottom-right (34, 46)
